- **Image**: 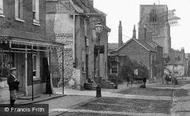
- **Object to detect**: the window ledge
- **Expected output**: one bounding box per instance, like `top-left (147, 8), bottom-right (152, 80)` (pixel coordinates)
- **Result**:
top-left (33, 19), bottom-right (40, 26)
top-left (0, 14), bottom-right (5, 18)
top-left (15, 18), bottom-right (25, 22)
top-left (33, 77), bottom-right (40, 81)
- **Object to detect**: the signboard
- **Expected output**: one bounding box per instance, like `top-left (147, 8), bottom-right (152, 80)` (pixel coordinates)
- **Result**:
top-left (55, 33), bottom-right (73, 48)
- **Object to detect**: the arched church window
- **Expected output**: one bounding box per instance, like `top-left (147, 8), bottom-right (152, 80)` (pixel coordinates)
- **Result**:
top-left (149, 9), bottom-right (157, 23)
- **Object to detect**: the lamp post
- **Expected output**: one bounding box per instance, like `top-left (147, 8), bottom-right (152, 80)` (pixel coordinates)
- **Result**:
top-left (95, 22), bottom-right (103, 98)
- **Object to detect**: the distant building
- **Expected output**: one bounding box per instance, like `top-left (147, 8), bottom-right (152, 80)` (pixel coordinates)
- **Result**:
top-left (138, 4), bottom-right (171, 56)
top-left (185, 53), bottom-right (190, 77)
top-left (111, 38), bottom-right (164, 80)
top-left (108, 25), bottom-right (163, 81)
top-left (166, 48), bottom-right (187, 77)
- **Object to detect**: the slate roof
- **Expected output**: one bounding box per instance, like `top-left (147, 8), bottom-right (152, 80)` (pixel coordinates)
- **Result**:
top-left (137, 39), bottom-right (157, 52)
top-left (71, 0), bottom-right (96, 13)
top-left (144, 40), bottom-right (162, 49)
top-left (108, 43), bottom-right (118, 53)
top-left (46, 0), bottom-right (97, 14)
top-left (115, 38), bottom-right (156, 52)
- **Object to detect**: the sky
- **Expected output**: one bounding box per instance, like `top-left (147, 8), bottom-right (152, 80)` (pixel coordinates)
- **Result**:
top-left (94, 0), bottom-right (190, 53)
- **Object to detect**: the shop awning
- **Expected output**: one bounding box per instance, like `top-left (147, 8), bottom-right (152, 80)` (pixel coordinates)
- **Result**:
top-left (0, 36), bottom-right (65, 50)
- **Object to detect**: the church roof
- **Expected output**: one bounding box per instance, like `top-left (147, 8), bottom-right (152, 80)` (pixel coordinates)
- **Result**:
top-left (144, 40), bottom-right (162, 49)
top-left (115, 38), bottom-right (156, 53)
top-left (138, 39), bottom-right (157, 52)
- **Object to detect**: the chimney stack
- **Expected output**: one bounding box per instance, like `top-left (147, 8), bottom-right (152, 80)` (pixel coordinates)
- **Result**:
top-left (118, 21), bottom-right (123, 48)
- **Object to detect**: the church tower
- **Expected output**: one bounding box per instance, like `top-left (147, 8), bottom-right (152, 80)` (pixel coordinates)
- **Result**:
top-left (138, 4), bottom-right (171, 55)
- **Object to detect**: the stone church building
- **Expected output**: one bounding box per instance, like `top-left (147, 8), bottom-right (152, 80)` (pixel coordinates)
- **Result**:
top-left (138, 4), bottom-right (171, 56)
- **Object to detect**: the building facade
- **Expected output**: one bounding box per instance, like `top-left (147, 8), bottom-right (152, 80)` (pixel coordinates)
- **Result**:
top-left (112, 38), bottom-right (157, 79)
top-left (46, 0), bottom-right (110, 89)
top-left (108, 23), bottom-right (163, 82)
top-left (166, 48), bottom-right (186, 77)
top-left (0, 0), bottom-right (61, 101)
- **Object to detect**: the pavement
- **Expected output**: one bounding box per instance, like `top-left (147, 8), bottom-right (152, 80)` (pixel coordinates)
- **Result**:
top-left (0, 87), bottom-right (9, 103)
top-left (39, 95), bottom-right (95, 116)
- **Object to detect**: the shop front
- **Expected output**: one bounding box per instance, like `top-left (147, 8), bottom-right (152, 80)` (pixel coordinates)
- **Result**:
top-left (0, 37), bottom-right (64, 102)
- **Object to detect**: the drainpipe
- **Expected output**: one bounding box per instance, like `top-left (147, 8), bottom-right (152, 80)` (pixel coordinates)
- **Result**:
top-left (32, 46), bottom-right (34, 101)
top-left (62, 47), bottom-right (64, 94)
top-left (73, 14), bottom-right (76, 67)
top-left (25, 46), bottom-right (28, 96)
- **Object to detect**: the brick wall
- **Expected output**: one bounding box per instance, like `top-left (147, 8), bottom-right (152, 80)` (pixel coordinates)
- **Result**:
top-left (118, 40), bottom-right (150, 69)
top-left (1, 0), bottom-right (46, 40)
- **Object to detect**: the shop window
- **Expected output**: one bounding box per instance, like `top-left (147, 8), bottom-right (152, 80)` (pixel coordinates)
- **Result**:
top-left (0, 53), bottom-right (14, 77)
top-left (15, 0), bottom-right (24, 20)
top-left (33, 53), bottom-right (40, 80)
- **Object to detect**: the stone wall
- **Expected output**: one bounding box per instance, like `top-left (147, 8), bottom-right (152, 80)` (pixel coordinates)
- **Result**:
top-left (118, 40), bottom-right (150, 69)
top-left (63, 48), bottom-right (73, 86)
top-left (46, 7), bottom-right (75, 87)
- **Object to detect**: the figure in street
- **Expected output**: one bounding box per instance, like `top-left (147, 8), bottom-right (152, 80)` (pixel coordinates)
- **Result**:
top-left (7, 67), bottom-right (19, 107)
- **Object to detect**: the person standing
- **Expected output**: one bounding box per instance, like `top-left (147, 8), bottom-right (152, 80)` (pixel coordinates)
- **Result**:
top-left (7, 67), bottom-right (19, 107)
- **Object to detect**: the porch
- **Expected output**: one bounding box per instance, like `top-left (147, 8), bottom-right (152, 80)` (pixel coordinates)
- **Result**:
top-left (0, 37), bottom-right (64, 102)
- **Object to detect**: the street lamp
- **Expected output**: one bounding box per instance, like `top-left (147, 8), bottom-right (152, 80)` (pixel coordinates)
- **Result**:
top-left (95, 22), bottom-right (103, 98)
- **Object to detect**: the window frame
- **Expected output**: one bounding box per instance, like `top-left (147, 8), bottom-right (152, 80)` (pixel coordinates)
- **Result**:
top-left (0, 0), bottom-right (4, 16)
top-left (32, 53), bottom-right (40, 81)
top-left (15, 0), bottom-right (24, 21)
top-left (111, 64), bottom-right (118, 74)
top-left (149, 9), bottom-right (157, 23)
top-left (32, 0), bottom-right (40, 25)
